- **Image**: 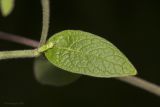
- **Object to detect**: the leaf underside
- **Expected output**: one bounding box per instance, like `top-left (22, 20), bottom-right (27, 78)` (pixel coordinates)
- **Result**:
top-left (45, 30), bottom-right (137, 78)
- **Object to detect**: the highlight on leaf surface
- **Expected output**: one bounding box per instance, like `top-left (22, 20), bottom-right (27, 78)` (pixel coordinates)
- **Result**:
top-left (44, 30), bottom-right (137, 78)
top-left (0, 0), bottom-right (15, 17)
top-left (34, 56), bottom-right (81, 86)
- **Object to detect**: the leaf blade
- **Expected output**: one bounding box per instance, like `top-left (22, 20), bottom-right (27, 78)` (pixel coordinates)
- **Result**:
top-left (45, 30), bottom-right (137, 78)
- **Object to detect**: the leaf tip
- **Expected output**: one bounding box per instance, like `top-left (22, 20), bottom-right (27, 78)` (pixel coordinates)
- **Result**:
top-left (131, 69), bottom-right (138, 78)
top-left (132, 69), bottom-right (138, 75)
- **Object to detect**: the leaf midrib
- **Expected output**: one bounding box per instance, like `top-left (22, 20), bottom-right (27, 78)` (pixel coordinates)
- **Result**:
top-left (55, 46), bottom-right (125, 67)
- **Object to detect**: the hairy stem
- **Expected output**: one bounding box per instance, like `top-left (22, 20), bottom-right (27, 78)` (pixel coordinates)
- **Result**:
top-left (39, 0), bottom-right (50, 47)
top-left (117, 76), bottom-right (160, 96)
top-left (0, 32), bottom-right (160, 96)
top-left (0, 49), bottom-right (39, 60)
top-left (0, 32), bottom-right (39, 47)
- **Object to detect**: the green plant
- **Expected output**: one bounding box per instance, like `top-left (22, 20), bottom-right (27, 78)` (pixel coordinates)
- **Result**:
top-left (0, 0), bottom-right (160, 97)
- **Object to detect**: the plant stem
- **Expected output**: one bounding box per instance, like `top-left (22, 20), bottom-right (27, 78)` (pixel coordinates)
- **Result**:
top-left (0, 49), bottom-right (39, 60)
top-left (117, 76), bottom-right (160, 96)
top-left (0, 32), bottom-right (160, 96)
top-left (39, 0), bottom-right (50, 47)
top-left (0, 32), bottom-right (39, 47)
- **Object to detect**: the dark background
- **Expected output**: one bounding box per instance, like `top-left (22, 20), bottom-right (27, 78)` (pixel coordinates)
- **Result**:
top-left (0, 0), bottom-right (160, 107)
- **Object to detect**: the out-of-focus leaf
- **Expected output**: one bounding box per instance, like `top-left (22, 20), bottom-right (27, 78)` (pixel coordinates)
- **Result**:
top-left (0, 0), bottom-right (15, 17)
top-left (34, 56), bottom-right (81, 86)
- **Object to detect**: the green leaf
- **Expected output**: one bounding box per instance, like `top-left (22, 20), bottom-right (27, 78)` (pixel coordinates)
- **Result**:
top-left (44, 30), bottom-right (137, 78)
top-left (34, 56), bottom-right (81, 86)
top-left (0, 0), bottom-right (15, 17)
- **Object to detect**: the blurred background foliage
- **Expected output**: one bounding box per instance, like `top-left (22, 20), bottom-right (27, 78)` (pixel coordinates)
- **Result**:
top-left (0, 0), bottom-right (160, 106)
